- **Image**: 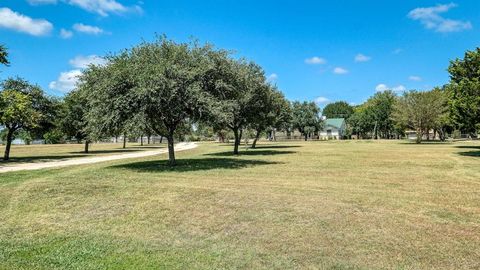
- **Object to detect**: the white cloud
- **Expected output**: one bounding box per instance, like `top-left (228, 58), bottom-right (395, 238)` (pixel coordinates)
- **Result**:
top-left (27, 0), bottom-right (142, 16)
top-left (267, 73), bottom-right (278, 82)
top-left (333, 67), bottom-right (348, 74)
top-left (69, 55), bottom-right (106, 68)
top-left (73, 23), bottom-right (104, 35)
top-left (393, 48), bottom-right (403, 55)
top-left (0, 7), bottom-right (53, 36)
top-left (60, 28), bottom-right (73, 39)
top-left (305, 56), bottom-right (326, 65)
top-left (28, 0), bottom-right (58, 4)
top-left (67, 0), bottom-right (141, 16)
top-left (354, 53), bottom-right (371, 62)
top-left (375, 83), bottom-right (406, 92)
top-left (314, 96), bottom-right (330, 104)
top-left (409, 75), bottom-right (422, 81)
top-left (408, 3), bottom-right (472, 33)
top-left (49, 69), bottom-right (82, 92)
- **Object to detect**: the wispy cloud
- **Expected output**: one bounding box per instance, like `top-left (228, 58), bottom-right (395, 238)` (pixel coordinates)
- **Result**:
top-left (69, 55), bottom-right (106, 68)
top-left (333, 67), bottom-right (348, 75)
top-left (0, 7), bottom-right (53, 36)
top-left (49, 69), bottom-right (82, 92)
top-left (305, 56), bottom-right (326, 65)
top-left (73, 23), bottom-right (104, 35)
top-left (27, 0), bottom-right (142, 17)
top-left (314, 96), bottom-right (330, 104)
top-left (354, 53), bottom-right (371, 62)
top-left (408, 75), bottom-right (422, 81)
top-left (60, 28), bottom-right (73, 39)
top-left (375, 83), bottom-right (406, 92)
top-left (267, 73), bottom-right (278, 82)
top-left (392, 48), bottom-right (403, 55)
top-left (408, 3), bottom-right (472, 33)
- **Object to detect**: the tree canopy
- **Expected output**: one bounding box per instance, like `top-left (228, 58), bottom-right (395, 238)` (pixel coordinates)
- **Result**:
top-left (291, 101), bottom-right (322, 141)
top-left (322, 101), bottom-right (354, 119)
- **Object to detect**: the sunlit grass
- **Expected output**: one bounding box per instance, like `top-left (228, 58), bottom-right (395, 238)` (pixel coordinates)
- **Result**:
top-left (0, 140), bottom-right (479, 269)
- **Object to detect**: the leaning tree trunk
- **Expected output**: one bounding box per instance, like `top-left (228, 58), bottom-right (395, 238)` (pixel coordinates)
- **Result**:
top-left (84, 140), bottom-right (90, 154)
top-left (3, 129), bottom-right (14, 161)
top-left (251, 130), bottom-right (261, 149)
top-left (166, 132), bottom-right (176, 166)
top-left (159, 136), bottom-right (163, 144)
top-left (123, 133), bottom-right (127, 149)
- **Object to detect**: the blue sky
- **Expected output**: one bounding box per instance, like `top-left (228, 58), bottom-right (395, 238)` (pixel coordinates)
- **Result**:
top-left (1, 0), bottom-right (479, 107)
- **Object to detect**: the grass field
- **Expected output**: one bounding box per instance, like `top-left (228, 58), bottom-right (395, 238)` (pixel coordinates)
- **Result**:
top-left (0, 143), bottom-right (164, 164)
top-left (0, 140), bottom-right (479, 269)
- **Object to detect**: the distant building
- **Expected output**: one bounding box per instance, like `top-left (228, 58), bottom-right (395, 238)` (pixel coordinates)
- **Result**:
top-left (320, 118), bottom-right (346, 140)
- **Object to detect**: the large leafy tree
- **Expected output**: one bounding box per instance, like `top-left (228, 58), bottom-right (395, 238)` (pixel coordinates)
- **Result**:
top-left (249, 85), bottom-right (290, 148)
top-left (322, 101), bottom-right (354, 119)
top-left (366, 90), bottom-right (397, 139)
top-left (205, 56), bottom-right (269, 154)
top-left (0, 45), bottom-right (9, 66)
top-left (130, 38), bottom-right (215, 164)
top-left (447, 47), bottom-right (480, 136)
top-left (291, 101), bottom-right (322, 141)
top-left (1, 78), bottom-right (59, 141)
top-left (59, 89), bottom-right (91, 152)
top-left (394, 89), bottom-right (447, 143)
top-left (81, 52), bottom-right (138, 149)
top-left (348, 105), bottom-right (375, 139)
top-left (0, 90), bottom-right (41, 160)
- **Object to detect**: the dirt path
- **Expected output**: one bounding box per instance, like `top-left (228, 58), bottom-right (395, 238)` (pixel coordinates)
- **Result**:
top-left (0, 142), bottom-right (197, 174)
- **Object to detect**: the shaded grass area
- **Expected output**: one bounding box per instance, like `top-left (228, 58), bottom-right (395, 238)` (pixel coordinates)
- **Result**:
top-left (0, 143), bottom-right (164, 164)
top-left (0, 140), bottom-right (479, 269)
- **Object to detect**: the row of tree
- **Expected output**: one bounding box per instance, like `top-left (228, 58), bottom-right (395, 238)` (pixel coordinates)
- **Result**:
top-left (1, 41), bottom-right (479, 162)
top-left (321, 48), bottom-right (480, 143)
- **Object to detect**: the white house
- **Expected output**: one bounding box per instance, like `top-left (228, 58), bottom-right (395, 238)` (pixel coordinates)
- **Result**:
top-left (320, 118), bottom-right (346, 140)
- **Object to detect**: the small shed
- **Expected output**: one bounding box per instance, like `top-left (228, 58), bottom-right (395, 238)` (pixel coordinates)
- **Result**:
top-left (320, 118), bottom-right (346, 140)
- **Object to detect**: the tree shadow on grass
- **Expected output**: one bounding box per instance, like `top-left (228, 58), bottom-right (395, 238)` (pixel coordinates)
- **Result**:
top-left (252, 145), bottom-right (301, 149)
top-left (110, 158), bottom-right (281, 172)
top-left (1, 154), bottom-right (89, 164)
top-left (205, 150), bottom-right (296, 157)
top-left (455, 145), bottom-right (480, 150)
top-left (457, 151), bottom-right (480, 157)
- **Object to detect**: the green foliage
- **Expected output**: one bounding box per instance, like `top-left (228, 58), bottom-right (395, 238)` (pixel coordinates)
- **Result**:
top-left (1, 77), bottom-right (59, 140)
top-left (18, 130), bottom-right (33, 145)
top-left (447, 47), bottom-right (480, 136)
top-left (43, 129), bottom-right (65, 144)
top-left (59, 89), bottom-right (89, 142)
top-left (394, 89), bottom-right (447, 143)
top-left (0, 44), bottom-right (9, 66)
top-left (291, 101), bottom-right (322, 140)
top-left (322, 101), bottom-right (354, 119)
top-left (0, 89), bottom-right (40, 131)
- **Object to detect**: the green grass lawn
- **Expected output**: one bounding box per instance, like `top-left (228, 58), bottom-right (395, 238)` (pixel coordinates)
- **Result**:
top-left (0, 143), bottom-right (164, 164)
top-left (0, 140), bottom-right (479, 269)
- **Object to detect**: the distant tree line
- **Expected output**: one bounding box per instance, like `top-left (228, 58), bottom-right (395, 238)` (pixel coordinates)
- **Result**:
top-left (1, 40), bottom-right (480, 162)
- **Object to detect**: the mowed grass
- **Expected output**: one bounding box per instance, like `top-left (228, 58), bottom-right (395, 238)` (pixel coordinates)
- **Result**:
top-left (0, 140), bottom-right (479, 269)
top-left (0, 143), bottom-right (164, 164)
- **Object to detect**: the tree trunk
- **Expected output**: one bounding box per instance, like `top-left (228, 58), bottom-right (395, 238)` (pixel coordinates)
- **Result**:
top-left (233, 128), bottom-right (242, 155)
top-left (140, 135), bottom-right (144, 146)
top-left (160, 136), bottom-right (163, 144)
top-left (416, 129), bottom-right (422, 144)
top-left (3, 129), bottom-right (14, 161)
top-left (166, 133), bottom-right (176, 166)
top-left (304, 133), bottom-right (308, 141)
top-left (147, 135), bottom-right (151, 144)
top-left (273, 129), bottom-right (277, 141)
top-left (84, 140), bottom-right (90, 154)
top-left (252, 130), bottom-right (261, 148)
top-left (123, 133), bottom-right (127, 149)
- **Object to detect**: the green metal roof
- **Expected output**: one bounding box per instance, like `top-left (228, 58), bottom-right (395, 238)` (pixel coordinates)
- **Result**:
top-left (325, 118), bottom-right (345, 129)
